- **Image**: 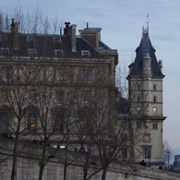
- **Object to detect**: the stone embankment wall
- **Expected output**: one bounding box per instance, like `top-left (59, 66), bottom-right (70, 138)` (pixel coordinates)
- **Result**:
top-left (0, 137), bottom-right (180, 180)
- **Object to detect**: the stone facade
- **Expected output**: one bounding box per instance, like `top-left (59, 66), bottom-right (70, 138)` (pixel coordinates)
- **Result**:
top-left (0, 20), bottom-right (118, 148)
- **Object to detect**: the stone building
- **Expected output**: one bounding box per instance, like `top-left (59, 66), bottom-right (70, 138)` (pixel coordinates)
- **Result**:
top-left (126, 26), bottom-right (166, 166)
top-left (0, 18), bottom-right (166, 175)
top-left (0, 20), bottom-right (118, 150)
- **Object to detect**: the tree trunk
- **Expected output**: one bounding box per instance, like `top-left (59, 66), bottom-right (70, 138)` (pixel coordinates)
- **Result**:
top-left (101, 167), bottom-right (108, 180)
top-left (64, 163), bottom-right (67, 180)
top-left (83, 152), bottom-right (89, 180)
top-left (38, 138), bottom-right (47, 180)
top-left (11, 120), bottom-right (21, 180)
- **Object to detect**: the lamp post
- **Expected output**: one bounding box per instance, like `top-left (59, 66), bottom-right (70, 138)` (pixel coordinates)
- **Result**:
top-left (167, 151), bottom-right (170, 170)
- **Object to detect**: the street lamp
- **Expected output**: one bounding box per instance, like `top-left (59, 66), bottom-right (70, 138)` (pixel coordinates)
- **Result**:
top-left (167, 151), bottom-right (170, 170)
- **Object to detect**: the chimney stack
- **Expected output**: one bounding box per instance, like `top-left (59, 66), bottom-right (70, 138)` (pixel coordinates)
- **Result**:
top-left (79, 27), bottom-right (101, 49)
top-left (64, 22), bottom-right (70, 35)
top-left (11, 18), bottom-right (19, 49)
top-left (64, 22), bottom-right (77, 52)
top-left (71, 24), bottom-right (76, 52)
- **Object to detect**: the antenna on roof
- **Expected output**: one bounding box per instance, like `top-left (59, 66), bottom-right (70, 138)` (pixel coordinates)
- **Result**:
top-left (146, 14), bottom-right (149, 33)
top-left (60, 27), bottom-right (62, 35)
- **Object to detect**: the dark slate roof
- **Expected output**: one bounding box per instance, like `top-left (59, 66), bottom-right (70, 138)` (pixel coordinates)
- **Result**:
top-left (129, 28), bottom-right (164, 77)
top-left (99, 41), bottom-right (111, 50)
top-left (0, 32), bottom-right (106, 58)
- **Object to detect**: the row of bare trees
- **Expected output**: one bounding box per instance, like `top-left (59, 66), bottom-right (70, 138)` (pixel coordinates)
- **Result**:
top-left (0, 60), bottom-right (132, 180)
top-left (0, 9), bottom-right (134, 180)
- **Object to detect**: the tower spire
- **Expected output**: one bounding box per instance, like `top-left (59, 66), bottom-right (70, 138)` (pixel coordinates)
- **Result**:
top-left (146, 14), bottom-right (149, 34)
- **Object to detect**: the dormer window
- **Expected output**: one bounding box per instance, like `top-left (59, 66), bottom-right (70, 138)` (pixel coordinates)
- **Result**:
top-left (0, 48), bottom-right (9, 56)
top-left (27, 36), bottom-right (35, 42)
top-left (27, 36), bottom-right (35, 48)
top-left (53, 37), bottom-right (61, 44)
top-left (54, 50), bottom-right (63, 57)
top-left (81, 50), bottom-right (90, 57)
top-left (28, 49), bottom-right (36, 57)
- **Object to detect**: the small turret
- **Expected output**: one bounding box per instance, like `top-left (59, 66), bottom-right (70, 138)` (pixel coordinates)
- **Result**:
top-left (158, 60), bottom-right (163, 73)
top-left (143, 51), bottom-right (152, 77)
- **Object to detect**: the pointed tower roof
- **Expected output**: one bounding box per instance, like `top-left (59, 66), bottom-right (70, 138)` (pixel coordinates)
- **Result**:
top-left (129, 27), bottom-right (164, 77)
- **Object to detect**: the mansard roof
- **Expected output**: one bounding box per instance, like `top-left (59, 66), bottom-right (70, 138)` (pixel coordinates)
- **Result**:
top-left (0, 32), bottom-right (103, 58)
top-left (129, 27), bottom-right (164, 77)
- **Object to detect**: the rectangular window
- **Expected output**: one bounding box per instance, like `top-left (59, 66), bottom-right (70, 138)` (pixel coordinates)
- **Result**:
top-left (137, 96), bottom-right (140, 102)
top-left (81, 69), bottom-right (93, 83)
top-left (56, 68), bottom-right (66, 81)
top-left (137, 107), bottom-right (141, 114)
top-left (56, 91), bottom-right (64, 104)
top-left (153, 122), bottom-right (158, 129)
top-left (144, 134), bottom-right (150, 143)
top-left (0, 67), bottom-right (11, 82)
top-left (136, 121), bottom-right (141, 129)
top-left (29, 67), bottom-right (38, 82)
top-left (152, 107), bottom-right (157, 114)
top-left (81, 50), bottom-right (90, 57)
top-left (153, 96), bottom-right (157, 103)
top-left (0, 112), bottom-right (9, 133)
top-left (153, 84), bottom-right (156, 91)
top-left (144, 147), bottom-right (151, 159)
top-left (138, 84), bottom-right (141, 91)
top-left (29, 90), bottom-right (35, 99)
top-left (27, 113), bottom-right (37, 131)
top-left (52, 111), bottom-right (64, 133)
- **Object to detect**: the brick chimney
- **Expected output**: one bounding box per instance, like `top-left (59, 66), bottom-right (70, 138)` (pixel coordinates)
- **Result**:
top-left (11, 19), bottom-right (19, 49)
top-left (64, 22), bottom-right (76, 52)
top-left (79, 25), bottom-right (101, 49)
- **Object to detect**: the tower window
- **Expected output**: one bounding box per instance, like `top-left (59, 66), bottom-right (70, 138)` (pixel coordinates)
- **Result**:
top-left (144, 134), bottom-right (150, 143)
top-left (137, 107), bottom-right (141, 114)
top-left (152, 107), bottom-right (157, 114)
top-left (153, 84), bottom-right (156, 91)
top-left (137, 96), bottom-right (140, 102)
top-left (153, 122), bottom-right (158, 129)
top-left (138, 84), bottom-right (141, 90)
top-left (144, 147), bottom-right (151, 159)
top-left (153, 96), bottom-right (157, 103)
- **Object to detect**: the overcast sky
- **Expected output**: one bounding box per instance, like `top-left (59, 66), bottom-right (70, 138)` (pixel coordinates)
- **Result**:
top-left (0, 0), bottom-right (180, 152)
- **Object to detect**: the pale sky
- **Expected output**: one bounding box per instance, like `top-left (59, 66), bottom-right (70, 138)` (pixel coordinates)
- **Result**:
top-left (0, 0), bottom-right (180, 153)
